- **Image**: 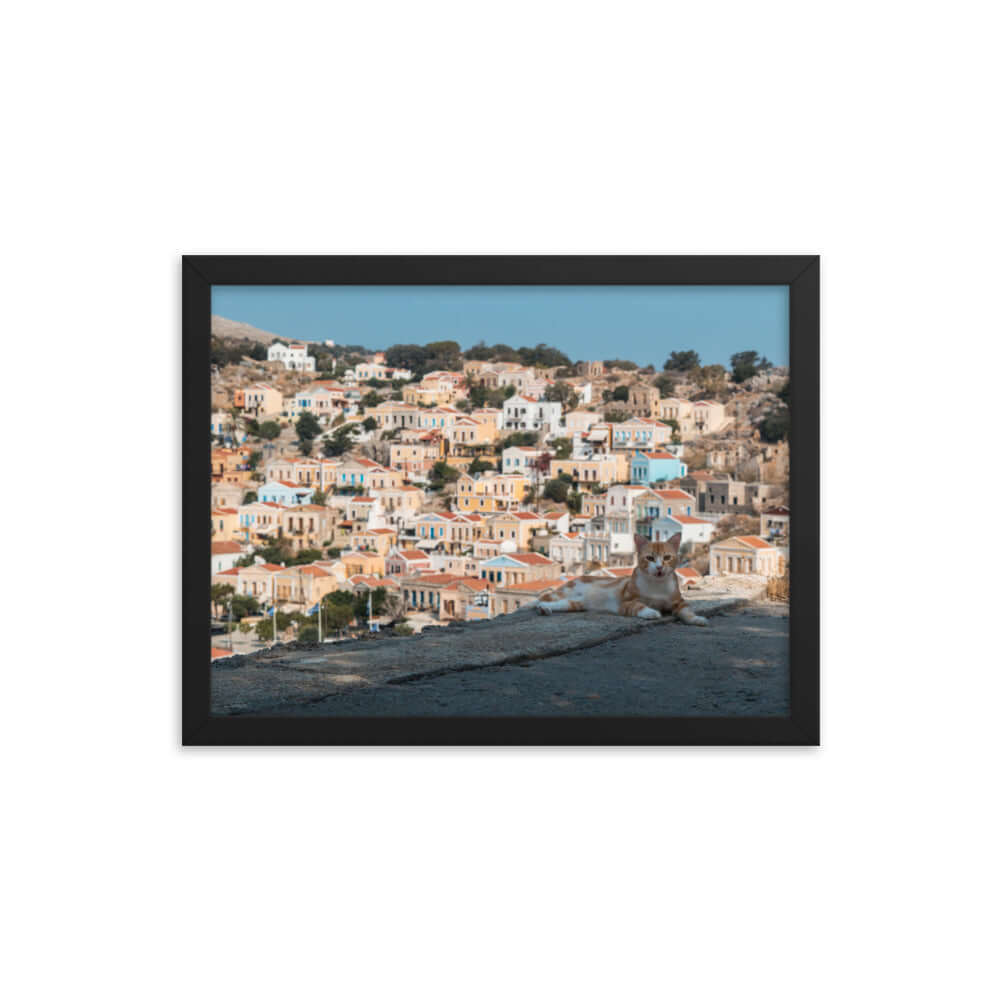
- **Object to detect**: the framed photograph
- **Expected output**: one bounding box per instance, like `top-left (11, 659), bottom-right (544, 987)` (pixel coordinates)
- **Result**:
top-left (184, 255), bottom-right (818, 746)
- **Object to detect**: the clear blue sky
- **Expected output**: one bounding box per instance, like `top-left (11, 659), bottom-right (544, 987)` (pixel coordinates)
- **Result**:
top-left (212, 285), bottom-right (788, 367)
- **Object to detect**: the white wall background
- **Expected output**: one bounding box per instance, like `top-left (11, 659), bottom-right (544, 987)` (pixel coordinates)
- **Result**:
top-left (4, 3), bottom-right (996, 998)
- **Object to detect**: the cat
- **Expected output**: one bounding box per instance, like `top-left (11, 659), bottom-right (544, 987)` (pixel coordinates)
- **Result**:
top-left (535, 532), bottom-right (708, 625)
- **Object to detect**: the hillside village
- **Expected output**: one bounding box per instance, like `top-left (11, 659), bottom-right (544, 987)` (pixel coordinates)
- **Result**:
top-left (209, 320), bottom-right (790, 657)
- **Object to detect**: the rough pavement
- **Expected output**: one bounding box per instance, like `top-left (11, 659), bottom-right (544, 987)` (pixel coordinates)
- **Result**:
top-left (211, 589), bottom-right (789, 718)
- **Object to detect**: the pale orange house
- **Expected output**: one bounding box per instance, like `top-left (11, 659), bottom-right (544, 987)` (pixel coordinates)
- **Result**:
top-left (340, 550), bottom-right (386, 578)
top-left (279, 504), bottom-right (337, 551)
top-left (549, 452), bottom-right (629, 487)
top-left (708, 536), bottom-right (784, 577)
top-left (211, 507), bottom-right (240, 542)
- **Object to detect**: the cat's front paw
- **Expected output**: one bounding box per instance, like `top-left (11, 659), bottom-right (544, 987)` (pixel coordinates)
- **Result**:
top-left (536, 603), bottom-right (553, 616)
top-left (689, 615), bottom-right (708, 627)
top-left (637, 606), bottom-right (662, 620)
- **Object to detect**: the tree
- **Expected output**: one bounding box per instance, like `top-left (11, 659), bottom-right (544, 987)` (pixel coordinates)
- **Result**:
top-left (468, 456), bottom-right (494, 475)
top-left (429, 461), bottom-right (460, 489)
top-left (664, 350), bottom-right (701, 372)
top-left (544, 381), bottom-right (579, 410)
top-left (653, 373), bottom-right (676, 397)
top-left (695, 364), bottom-right (727, 396)
top-left (312, 488), bottom-right (327, 504)
top-left (730, 350), bottom-right (761, 384)
top-left (777, 378), bottom-right (790, 405)
top-left (757, 407), bottom-right (789, 443)
top-left (362, 416), bottom-right (377, 432)
top-left (296, 411), bottom-right (322, 443)
top-left (393, 623), bottom-right (414, 636)
top-left (255, 610), bottom-right (293, 641)
top-left (229, 594), bottom-right (260, 620)
top-left (361, 390), bottom-right (381, 408)
top-left (322, 423), bottom-right (361, 457)
top-left (604, 359), bottom-right (639, 370)
top-left (603, 408), bottom-right (629, 423)
top-left (499, 431), bottom-right (538, 448)
top-left (297, 624), bottom-right (319, 644)
top-left (543, 478), bottom-right (570, 503)
top-left (256, 420), bottom-right (281, 441)
top-left (611, 385), bottom-right (630, 402)
top-left (211, 583), bottom-right (234, 617)
top-left (566, 490), bottom-right (583, 514)
top-left (548, 437), bottom-right (573, 459)
top-left (247, 450), bottom-right (263, 471)
top-left (242, 490), bottom-right (257, 503)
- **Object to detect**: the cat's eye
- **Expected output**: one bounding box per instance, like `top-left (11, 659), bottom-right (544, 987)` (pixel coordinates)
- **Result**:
top-left (645, 555), bottom-right (654, 561)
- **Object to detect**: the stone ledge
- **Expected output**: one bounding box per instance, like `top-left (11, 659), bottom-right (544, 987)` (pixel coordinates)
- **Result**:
top-left (211, 587), bottom-right (764, 716)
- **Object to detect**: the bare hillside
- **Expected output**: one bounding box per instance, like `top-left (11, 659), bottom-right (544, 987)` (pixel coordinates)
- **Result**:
top-left (211, 314), bottom-right (280, 345)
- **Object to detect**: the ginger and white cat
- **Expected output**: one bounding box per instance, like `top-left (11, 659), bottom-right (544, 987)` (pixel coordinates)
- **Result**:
top-left (535, 532), bottom-right (708, 625)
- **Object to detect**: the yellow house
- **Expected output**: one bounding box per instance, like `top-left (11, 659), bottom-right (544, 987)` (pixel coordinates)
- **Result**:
top-left (550, 452), bottom-right (629, 487)
top-left (211, 507), bottom-right (240, 542)
top-left (445, 415), bottom-right (498, 451)
top-left (487, 511), bottom-right (546, 549)
top-left (455, 471), bottom-right (530, 513)
top-left (403, 384), bottom-right (459, 406)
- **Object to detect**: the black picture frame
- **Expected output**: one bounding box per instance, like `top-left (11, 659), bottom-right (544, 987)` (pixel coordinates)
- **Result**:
top-left (184, 255), bottom-right (819, 746)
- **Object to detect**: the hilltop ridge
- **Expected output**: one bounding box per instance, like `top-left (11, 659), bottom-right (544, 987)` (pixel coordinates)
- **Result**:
top-left (212, 314), bottom-right (281, 345)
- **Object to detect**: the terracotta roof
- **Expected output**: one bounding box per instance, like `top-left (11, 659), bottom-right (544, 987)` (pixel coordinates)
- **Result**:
top-left (764, 506), bottom-right (790, 515)
top-left (215, 567), bottom-right (240, 576)
top-left (457, 578), bottom-right (491, 592)
top-left (511, 511), bottom-right (543, 520)
top-left (639, 451), bottom-right (678, 460)
top-left (670, 514), bottom-right (710, 524)
top-left (402, 573), bottom-right (465, 585)
top-left (298, 565), bottom-right (330, 577)
top-left (212, 507), bottom-right (238, 515)
top-left (676, 567), bottom-right (701, 579)
top-left (720, 535), bottom-right (776, 550)
top-left (652, 489), bottom-right (696, 501)
top-left (370, 528), bottom-right (396, 535)
top-left (351, 496), bottom-right (374, 503)
top-left (396, 550), bottom-right (430, 561)
top-left (508, 552), bottom-right (555, 565)
top-left (211, 647), bottom-right (234, 660)
top-left (497, 579), bottom-right (559, 593)
top-left (211, 541), bottom-right (243, 554)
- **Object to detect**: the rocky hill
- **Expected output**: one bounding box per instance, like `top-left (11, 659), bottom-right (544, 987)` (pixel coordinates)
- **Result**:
top-left (211, 314), bottom-right (281, 345)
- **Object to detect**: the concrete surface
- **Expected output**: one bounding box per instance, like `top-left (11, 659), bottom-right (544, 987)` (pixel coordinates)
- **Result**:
top-left (211, 586), bottom-right (789, 718)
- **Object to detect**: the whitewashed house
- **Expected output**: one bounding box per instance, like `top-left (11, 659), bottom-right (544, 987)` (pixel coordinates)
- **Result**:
top-left (267, 342), bottom-right (316, 372)
top-left (501, 395), bottom-right (563, 434)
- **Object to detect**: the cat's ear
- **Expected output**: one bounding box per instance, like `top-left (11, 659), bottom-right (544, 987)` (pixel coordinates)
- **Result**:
top-left (665, 532), bottom-right (681, 554)
top-left (633, 533), bottom-right (648, 552)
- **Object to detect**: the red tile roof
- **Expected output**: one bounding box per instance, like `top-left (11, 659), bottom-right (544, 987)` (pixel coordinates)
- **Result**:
top-left (670, 514), bottom-right (710, 525)
top-left (725, 536), bottom-right (776, 550)
top-left (396, 549), bottom-right (431, 561)
top-left (652, 489), bottom-right (696, 501)
top-left (509, 552), bottom-right (555, 565)
top-left (497, 579), bottom-right (559, 592)
top-left (676, 567), bottom-right (701, 579)
top-left (298, 565), bottom-right (330, 577)
top-left (212, 507), bottom-right (238, 515)
top-left (641, 451), bottom-right (678, 460)
top-left (211, 647), bottom-right (233, 660)
top-left (211, 541), bottom-right (243, 554)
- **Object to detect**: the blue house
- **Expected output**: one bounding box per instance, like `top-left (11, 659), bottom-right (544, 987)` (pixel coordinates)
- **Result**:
top-left (257, 480), bottom-right (313, 506)
top-left (630, 451), bottom-right (687, 485)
